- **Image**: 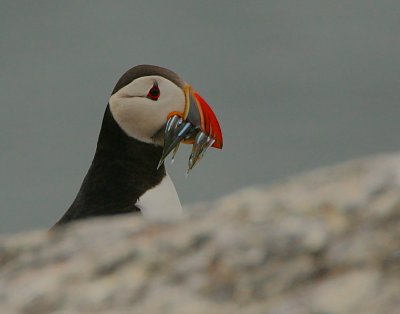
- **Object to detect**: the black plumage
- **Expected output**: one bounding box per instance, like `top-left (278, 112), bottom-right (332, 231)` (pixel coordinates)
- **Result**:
top-left (53, 65), bottom-right (183, 226)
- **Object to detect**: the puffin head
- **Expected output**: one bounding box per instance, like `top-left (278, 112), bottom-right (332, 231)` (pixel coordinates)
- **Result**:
top-left (109, 65), bottom-right (223, 171)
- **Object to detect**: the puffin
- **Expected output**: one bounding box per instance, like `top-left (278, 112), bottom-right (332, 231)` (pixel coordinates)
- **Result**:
top-left (53, 65), bottom-right (223, 226)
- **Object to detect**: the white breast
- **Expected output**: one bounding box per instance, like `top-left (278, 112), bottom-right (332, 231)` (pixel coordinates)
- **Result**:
top-left (137, 173), bottom-right (184, 221)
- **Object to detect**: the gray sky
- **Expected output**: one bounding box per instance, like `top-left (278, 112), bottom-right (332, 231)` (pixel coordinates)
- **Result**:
top-left (1, 1), bottom-right (399, 234)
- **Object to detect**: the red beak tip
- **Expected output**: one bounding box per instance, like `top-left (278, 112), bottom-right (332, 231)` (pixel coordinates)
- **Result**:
top-left (193, 92), bottom-right (223, 150)
top-left (212, 140), bottom-right (223, 149)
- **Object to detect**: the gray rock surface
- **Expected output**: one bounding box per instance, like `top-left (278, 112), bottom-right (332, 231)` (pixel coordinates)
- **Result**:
top-left (1, 154), bottom-right (400, 314)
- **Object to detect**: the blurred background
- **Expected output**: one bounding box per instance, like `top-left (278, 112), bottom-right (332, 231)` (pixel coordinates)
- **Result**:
top-left (1, 1), bottom-right (399, 234)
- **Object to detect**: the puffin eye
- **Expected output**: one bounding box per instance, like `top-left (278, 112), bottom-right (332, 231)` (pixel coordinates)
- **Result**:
top-left (147, 83), bottom-right (160, 101)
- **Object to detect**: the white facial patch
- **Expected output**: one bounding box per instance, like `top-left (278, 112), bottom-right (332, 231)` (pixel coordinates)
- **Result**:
top-left (109, 75), bottom-right (185, 145)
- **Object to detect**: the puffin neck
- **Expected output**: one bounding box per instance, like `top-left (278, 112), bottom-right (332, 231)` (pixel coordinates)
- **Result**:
top-left (56, 106), bottom-right (166, 223)
top-left (95, 105), bottom-right (165, 170)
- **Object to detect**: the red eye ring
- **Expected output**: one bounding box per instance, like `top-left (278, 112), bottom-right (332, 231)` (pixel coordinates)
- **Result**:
top-left (147, 82), bottom-right (160, 101)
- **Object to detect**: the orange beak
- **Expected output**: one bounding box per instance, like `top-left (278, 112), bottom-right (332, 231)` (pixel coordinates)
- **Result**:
top-left (181, 86), bottom-right (223, 149)
top-left (159, 85), bottom-right (223, 172)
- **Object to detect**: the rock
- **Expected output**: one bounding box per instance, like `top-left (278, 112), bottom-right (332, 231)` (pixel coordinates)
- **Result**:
top-left (0, 153), bottom-right (399, 314)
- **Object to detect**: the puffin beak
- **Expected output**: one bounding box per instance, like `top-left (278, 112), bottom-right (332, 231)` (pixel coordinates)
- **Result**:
top-left (158, 85), bottom-right (223, 172)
